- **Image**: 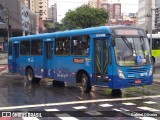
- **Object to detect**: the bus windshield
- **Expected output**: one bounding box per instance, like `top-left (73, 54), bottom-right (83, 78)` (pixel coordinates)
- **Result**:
top-left (115, 37), bottom-right (151, 66)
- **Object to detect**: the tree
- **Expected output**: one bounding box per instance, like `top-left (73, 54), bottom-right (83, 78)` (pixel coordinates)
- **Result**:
top-left (62, 5), bottom-right (109, 30)
top-left (44, 21), bottom-right (64, 32)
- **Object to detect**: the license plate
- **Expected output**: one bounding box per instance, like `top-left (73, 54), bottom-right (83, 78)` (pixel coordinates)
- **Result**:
top-left (135, 80), bottom-right (141, 84)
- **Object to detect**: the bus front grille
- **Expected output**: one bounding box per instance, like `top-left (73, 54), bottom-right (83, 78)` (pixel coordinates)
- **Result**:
top-left (126, 67), bottom-right (147, 79)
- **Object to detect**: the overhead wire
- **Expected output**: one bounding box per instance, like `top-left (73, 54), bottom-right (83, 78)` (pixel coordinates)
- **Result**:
top-left (0, 9), bottom-right (22, 25)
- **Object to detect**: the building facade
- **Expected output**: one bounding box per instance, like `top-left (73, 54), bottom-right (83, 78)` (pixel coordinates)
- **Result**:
top-left (88, 0), bottom-right (121, 25)
top-left (101, 3), bottom-right (121, 20)
top-left (155, 0), bottom-right (160, 32)
top-left (88, 0), bottom-right (108, 8)
top-left (0, 0), bottom-right (36, 52)
top-left (27, 0), bottom-right (49, 20)
top-left (48, 3), bottom-right (57, 22)
top-left (23, 0), bottom-right (49, 33)
top-left (39, 0), bottom-right (49, 20)
top-left (137, 0), bottom-right (155, 33)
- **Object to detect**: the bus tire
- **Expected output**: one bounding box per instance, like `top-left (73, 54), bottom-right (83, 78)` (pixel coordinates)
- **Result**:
top-left (80, 73), bottom-right (91, 93)
top-left (111, 89), bottom-right (122, 97)
top-left (26, 68), bottom-right (40, 83)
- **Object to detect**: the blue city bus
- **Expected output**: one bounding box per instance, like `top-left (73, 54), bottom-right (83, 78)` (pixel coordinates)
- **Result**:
top-left (8, 26), bottom-right (153, 95)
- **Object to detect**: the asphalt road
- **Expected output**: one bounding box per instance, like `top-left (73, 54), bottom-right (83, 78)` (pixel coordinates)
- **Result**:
top-left (0, 72), bottom-right (160, 120)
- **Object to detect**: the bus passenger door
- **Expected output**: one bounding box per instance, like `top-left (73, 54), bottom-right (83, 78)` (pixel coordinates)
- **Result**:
top-left (95, 39), bottom-right (110, 84)
top-left (13, 43), bottom-right (20, 73)
top-left (44, 41), bottom-right (53, 78)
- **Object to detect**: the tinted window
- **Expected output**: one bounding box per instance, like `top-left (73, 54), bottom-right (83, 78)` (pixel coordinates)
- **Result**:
top-left (20, 40), bottom-right (30, 55)
top-left (31, 39), bottom-right (42, 55)
top-left (152, 39), bottom-right (160, 50)
top-left (71, 35), bottom-right (90, 56)
top-left (55, 37), bottom-right (70, 55)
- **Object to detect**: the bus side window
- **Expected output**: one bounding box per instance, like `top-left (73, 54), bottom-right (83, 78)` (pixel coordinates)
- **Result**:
top-left (154, 39), bottom-right (160, 49)
top-left (20, 40), bottom-right (30, 55)
top-left (71, 35), bottom-right (90, 56)
top-left (31, 39), bottom-right (42, 56)
top-left (55, 37), bottom-right (70, 55)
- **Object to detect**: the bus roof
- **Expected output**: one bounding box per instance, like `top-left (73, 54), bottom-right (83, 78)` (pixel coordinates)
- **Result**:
top-left (10, 26), bottom-right (144, 42)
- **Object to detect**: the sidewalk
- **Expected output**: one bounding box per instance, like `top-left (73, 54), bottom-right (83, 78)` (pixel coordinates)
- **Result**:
top-left (153, 74), bottom-right (160, 84)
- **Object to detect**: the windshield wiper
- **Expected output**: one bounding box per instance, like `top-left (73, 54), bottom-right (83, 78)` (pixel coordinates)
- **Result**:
top-left (140, 36), bottom-right (145, 51)
top-left (121, 36), bottom-right (133, 51)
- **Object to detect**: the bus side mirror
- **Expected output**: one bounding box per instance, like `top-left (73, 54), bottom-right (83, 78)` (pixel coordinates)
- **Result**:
top-left (111, 39), bottom-right (115, 47)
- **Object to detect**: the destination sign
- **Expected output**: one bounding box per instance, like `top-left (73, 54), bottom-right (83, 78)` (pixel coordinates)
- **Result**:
top-left (114, 29), bottom-right (139, 36)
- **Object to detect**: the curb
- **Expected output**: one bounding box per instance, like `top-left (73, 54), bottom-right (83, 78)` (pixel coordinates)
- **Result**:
top-left (154, 80), bottom-right (160, 84)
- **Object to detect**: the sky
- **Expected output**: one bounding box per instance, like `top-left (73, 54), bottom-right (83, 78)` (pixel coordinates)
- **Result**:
top-left (49, 0), bottom-right (139, 22)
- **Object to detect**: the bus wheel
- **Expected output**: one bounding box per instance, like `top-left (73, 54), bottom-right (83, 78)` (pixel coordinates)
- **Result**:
top-left (80, 73), bottom-right (91, 93)
top-left (111, 89), bottom-right (122, 97)
top-left (26, 68), bottom-right (40, 83)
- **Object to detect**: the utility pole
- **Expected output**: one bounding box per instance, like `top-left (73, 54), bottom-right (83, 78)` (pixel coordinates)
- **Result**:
top-left (149, 8), bottom-right (157, 51)
top-left (5, 16), bottom-right (10, 42)
top-left (150, 9), bottom-right (153, 51)
top-left (121, 13), bottom-right (123, 25)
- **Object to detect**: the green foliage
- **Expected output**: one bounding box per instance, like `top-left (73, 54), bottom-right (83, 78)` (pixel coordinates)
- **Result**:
top-left (44, 21), bottom-right (54, 28)
top-left (62, 5), bottom-right (109, 30)
top-left (44, 21), bottom-right (64, 32)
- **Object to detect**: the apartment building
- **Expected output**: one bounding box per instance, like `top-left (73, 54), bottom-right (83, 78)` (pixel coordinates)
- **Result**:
top-left (48, 3), bottom-right (57, 22)
top-left (88, 0), bottom-right (108, 8)
top-left (88, 0), bottom-right (121, 24)
top-left (24, 0), bottom-right (49, 20)
top-left (101, 3), bottom-right (121, 19)
top-left (39, 0), bottom-right (48, 20)
top-left (137, 0), bottom-right (155, 33)
top-left (155, 0), bottom-right (160, 32)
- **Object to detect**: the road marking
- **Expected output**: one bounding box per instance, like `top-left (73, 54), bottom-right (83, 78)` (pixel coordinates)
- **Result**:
top-left (120, 108), bottom-right (130, 111)
top-left (113, 108), bottom-right (122, 111)
top-left (144, 101), bottom-right (157, 104)
top-left (85, 111), bottom-right (103, 116)
top-left (139, 117), bottom-right (158, 120)
top-left (44, 109), bottom-right (60, 111)
top-left (137, 107), bottom-right (160, 111)
top-left (73, 106), bottom-right (87, 110)
top-left (122, 102), bottom-right (136, 105)
top-left (23, 117), bottom-right (39, 120)
top-left (1, 95), bottom-right (160, 110)
top-left (56, 114), bottom-right (79, 120)
top-left (99, 103), bottom-right (113, 107)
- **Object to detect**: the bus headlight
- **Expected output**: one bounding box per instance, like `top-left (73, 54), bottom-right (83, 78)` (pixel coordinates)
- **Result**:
top-left (117, 68), bottom-right (125, 79)
top-left (149, 67), bottom-right (153, 76)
